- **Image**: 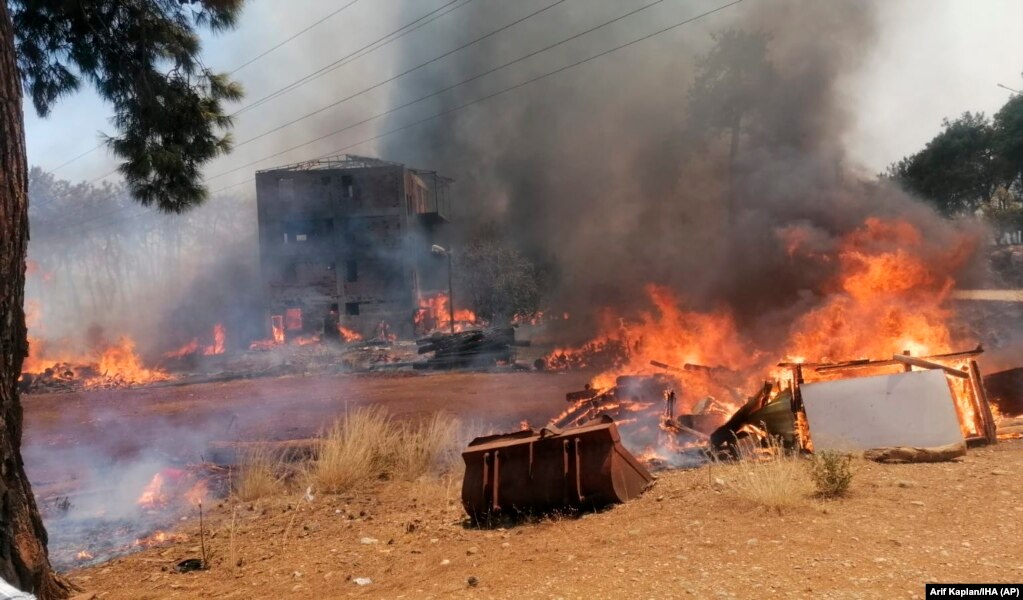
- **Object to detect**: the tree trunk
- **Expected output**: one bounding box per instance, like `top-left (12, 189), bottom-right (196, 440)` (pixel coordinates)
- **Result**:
top-left (0, 5), bottom-right (72, 598)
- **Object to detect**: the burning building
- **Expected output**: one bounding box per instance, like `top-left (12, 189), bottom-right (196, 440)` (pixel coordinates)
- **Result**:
top-left (255, 155), bottom-right (454, 342)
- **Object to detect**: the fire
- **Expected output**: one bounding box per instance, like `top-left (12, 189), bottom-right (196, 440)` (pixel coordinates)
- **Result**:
top-left (164, 338), bottom-right (200, 359)
top-left (24, 335), bottom-right (169, 389)
top-left (339, 325), bottom-right (363, 342)
top-left (91, 338), bottom-right (168, 387)
top-left (546, 217), bottom-right (984, 457)
top-left (416, 292), bottom-right (478, 333)
top-left (272, 315), bottom-right (285, 343)
top-left (134, 531), bottom-right (188, 548)
top-left (163, 323), bottom-right (226, 358)
top-left (185, 480), bottom-right (208, 506)
top-left (784, 218), bottom-right (967, 363)
top-left (137, 468), bottom-right (203, 509)
top-left (293, 333), bottom-right (320, 346)
top-left (203, 323), bottom-right (226, 355)
top-left (137, 473), bottom-right (167, 508)
top-left (548, 284), bottom-right (756, 395)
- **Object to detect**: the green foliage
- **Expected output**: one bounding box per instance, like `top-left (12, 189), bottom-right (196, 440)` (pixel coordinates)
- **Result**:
top-left (981, 186), bottom-right (1023, 234)
top-left (808, 450), bottom-right (853, 499)
top-left (11, 0), bottom-right (244, 212)
top-left (885, 112), bottom-right (996, 216)
top-left (454, 225), bottom-right (543, 325)
top-left (886, 77), bottom-right (1023, 219)
top-left (993, 90), bottom-right (1023, 192)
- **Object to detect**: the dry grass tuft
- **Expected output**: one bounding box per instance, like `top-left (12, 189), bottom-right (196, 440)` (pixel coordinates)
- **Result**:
top-left (392, 413), bottom-right (462, 481)
top-left (310, 405), bottom-right (399, 493)
top-left (722, 437), bottom-right (813, 512)
top-left (234, 445), bottom-right (287, 502)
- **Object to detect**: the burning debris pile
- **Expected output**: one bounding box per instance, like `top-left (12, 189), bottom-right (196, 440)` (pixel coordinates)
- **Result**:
top-left (20, 336), bottom-right (169, 393)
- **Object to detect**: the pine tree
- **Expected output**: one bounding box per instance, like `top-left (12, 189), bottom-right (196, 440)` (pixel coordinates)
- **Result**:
top-left (0, 1), bottom-right (242, 596)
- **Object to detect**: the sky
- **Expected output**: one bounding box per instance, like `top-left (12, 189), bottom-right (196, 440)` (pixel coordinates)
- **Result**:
top-left (21, 0), bottom-right (1023, 191)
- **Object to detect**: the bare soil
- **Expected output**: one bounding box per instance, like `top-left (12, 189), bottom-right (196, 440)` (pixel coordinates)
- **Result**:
top-left (22, 370), bottom-right (591, 493)
top-left (21, 371), bottom-right (1023, 598)
top-left (63, 439), bottom-right (1023, 599)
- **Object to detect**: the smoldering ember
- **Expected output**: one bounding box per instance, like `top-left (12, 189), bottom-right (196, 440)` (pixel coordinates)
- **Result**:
top-left (3, 1), bottom-right (1023, 599)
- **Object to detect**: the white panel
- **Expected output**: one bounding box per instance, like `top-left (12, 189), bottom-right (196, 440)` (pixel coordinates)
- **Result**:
top-left (801, 369), bottom-right (963, 452)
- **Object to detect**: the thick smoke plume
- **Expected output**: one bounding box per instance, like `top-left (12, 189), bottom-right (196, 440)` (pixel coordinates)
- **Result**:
top-left (378, 0), bottom-right (987, 350)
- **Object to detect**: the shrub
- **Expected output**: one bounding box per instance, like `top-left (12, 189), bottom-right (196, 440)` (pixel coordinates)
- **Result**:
top-left (808, 450), bottom-right (853, 498)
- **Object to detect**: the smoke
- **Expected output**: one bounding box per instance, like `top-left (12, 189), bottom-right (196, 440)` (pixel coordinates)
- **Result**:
top-left (26, 170), bottom-right (264, 358)
top-left (372, 0), bottom-right (988, 348)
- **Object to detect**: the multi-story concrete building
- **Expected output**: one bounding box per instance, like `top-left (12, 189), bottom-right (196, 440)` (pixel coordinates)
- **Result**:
top-left (254, 155), bottom-right (453, 341)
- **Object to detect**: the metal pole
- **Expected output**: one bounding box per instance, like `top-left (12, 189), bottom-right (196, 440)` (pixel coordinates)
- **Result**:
top-left (448, 251), bottom-right (455, 334)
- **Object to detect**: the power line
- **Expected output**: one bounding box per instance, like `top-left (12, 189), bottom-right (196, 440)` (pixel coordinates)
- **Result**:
top-left (39, 0), bottom-right (747, 236)
top-left (49, 143), bottom-right (104, 173)
top-left (231, 0), bottom-right (567, 148)
top-left (231, 0), bottom-right (473, 116)
top-left (228, 0), bottom-right (362, 74)
top-left (211, 0), bottom-right (671, 181)
top-left (39, 0), bottom-right (369, 175)
top-left (61, 0), bottom-right (475, 189)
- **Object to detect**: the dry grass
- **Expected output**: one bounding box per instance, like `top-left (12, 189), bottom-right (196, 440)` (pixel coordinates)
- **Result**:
top-left (392, 413), bottom-right (462, 481)
top-left (720, 437), bottom-right (813, 512)
top-left (309, 405), bottom-right (399, 493)
top-left (234, 445), bottom-right (287, 502)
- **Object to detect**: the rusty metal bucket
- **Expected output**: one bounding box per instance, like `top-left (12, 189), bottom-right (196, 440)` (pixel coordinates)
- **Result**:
top-left (461, 416), bottom-right (654, 518)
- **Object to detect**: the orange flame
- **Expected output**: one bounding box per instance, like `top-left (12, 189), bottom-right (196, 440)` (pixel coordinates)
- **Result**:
top-left (137, 473), bottom-right (167, 508)
top-left (90, 338), bottom-right (168, 388)
top-left (416, 292), bottom-right (478, 333)
top-left (293, 334), bottom-right (320, 346)
top-left (339, 325), bottom-right (363, 342)
top-left (546, 217), bottom-right (983, 450)
top-left (202, 323), bottom-right (226, 356)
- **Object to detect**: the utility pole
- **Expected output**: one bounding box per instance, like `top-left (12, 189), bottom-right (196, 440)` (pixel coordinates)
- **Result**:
top-left (431, 244), bottom-right (455, 334)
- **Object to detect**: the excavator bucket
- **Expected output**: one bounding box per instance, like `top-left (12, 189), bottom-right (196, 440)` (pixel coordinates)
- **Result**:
top-left (461, 416), bottom-right (654, 519)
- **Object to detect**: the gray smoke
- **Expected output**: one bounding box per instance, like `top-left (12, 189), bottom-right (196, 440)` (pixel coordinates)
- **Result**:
top-left (373, 0), bottom-right (988, 348)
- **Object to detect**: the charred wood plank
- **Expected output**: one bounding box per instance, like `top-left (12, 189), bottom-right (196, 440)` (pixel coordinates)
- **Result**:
top-left (891, 354), bottom-right (969, 378)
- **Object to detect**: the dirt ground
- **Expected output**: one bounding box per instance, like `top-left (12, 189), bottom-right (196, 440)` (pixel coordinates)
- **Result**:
top-left (22, 370), bottom-right (592, 494)
top-left (63, 438), bottom-right (1023, 599)
top-left (22, 370), bottom-right (1023, 598)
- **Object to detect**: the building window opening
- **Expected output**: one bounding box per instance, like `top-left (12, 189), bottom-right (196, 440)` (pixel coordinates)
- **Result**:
top-left (284, 308), bottom-right (303, 331)
top-left (346, 260), bottom-right (358, 282)
top-left (345, 302), bottom-right (360, 316)
top-left (341, 175), bottom-right (353, 199)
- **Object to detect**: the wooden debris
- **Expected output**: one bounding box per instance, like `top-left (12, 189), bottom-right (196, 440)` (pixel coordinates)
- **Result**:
top-left (863, 442), bottom-right (966, 463)
top-left (891, 354), bottom-right (968, 378)
top-left (414, 328), bottom-right (526, 370)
